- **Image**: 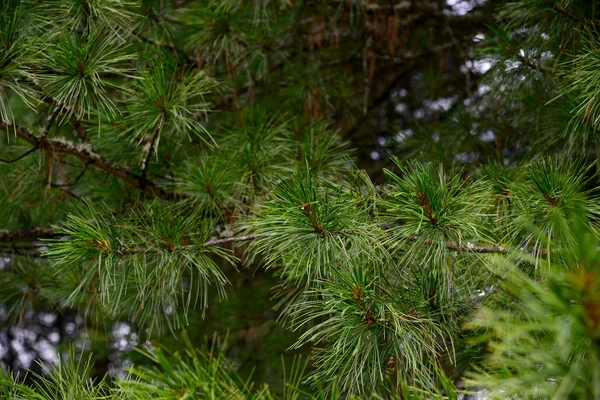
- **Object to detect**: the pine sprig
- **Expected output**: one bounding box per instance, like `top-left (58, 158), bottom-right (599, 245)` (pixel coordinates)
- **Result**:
top-left (247, 166), bottom-right (385, 285)
top-left (43, 199), bottom-right (232, 332)
top-left (290, 264), bottom-right (453, 396)
top-left (506, 158), bottom-right (600, 264)
top-left (36, 27), bottom-right (133, 119)
top-left (125, 60), bottom-right (215, 152)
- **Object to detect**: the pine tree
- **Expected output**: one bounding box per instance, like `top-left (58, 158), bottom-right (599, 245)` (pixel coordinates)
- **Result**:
top-left (1, 0), bottom-right (600, 399)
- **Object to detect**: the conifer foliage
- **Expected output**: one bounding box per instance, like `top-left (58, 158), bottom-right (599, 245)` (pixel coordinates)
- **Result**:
top-left (1, 0), bottom-right (600, 398)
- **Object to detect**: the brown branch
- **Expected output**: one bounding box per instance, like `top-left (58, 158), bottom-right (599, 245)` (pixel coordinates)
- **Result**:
top-left (70, 113), bottom-right (89, 142)
top-left (39, 89), bottom-right (90, 143)
top-left (0, 120), bottom-right (178, 200)
top-left (0, 243), bottom-right (48, 257)
top-left (140, 122), bottom-right (162, 183)
top-left (202, 232), bottom-right (275, 247)
top-left (443, 242), bottom-right (507, 254)
top-left (0, 228), bottom-right (58, 242)
top-left (112, 227), bottom-right (513, 255)
top-left (111, 232), bottom-right (277, 255)
top-left (0, 224), bottom-right (519, 258)
top-left (50, 183), bottom-right (83, 200)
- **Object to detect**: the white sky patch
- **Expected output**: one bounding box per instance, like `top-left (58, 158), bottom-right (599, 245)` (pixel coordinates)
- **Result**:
top-left (395, 129), bottom-right (413, 142)
top-left (480, 130), bottom-right (495, 142)
top-left (48, 331), bottom-right (60, 343)
top-left (116, 338), bottom-right (128, 351)
top-left (65, 322), bottom-right (77, 335)
top-left (472, 58), bottom-right (496, 74)
top-left (541, 50), bottom-right (554, 62)
top-left (0, 257), bottom-right (10, 270)
top-left (454, 151), bottom-right (478, 162)
top-left (35, 339), bottom-right (59, 364)
top-left (395, 103), bottom-right (407, 114)
top-left (39, 312), bottom-right (56, 326)
top-left (446, 0), bottom-right (488, 15)
top-left (113, 322), bottom-right (131, 337)
top-left (473, 33), bottom-right (485, 42)
top-left (477, 84), bottom-right (491, 95)
top-left (414, 108), bottom-right (425, 119)
top-left (424, 96), bottom-right (457, 112)
top-left (462, 58), bottom-right (497, 75)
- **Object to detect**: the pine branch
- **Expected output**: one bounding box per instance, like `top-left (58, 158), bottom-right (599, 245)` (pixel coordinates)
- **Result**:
top-left (0, 120), bottom-right (179, 200)
top-left (506, 43), bottom-right (553, 74)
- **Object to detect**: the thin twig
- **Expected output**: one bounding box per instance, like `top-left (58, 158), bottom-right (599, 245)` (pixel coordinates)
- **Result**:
top-left (114, 233), bottom-right (276, 255)
top-left (544, 0), bottom-right (595, 27)
top-left (70, 113), bottom-right (89, 142)
top-left (50, 183), bottom-right (83, 200)
top-left (448, 252), bottom-right (458, 299)
top-left (41, 106), bottom-right (61, 139)
top-left (0, 147), bottom-right (37, 163)
top-left (454, 285), bottom-right (501, 318)
top-left (52, 162), bottom-right (91, 187)
top-left (140, 123), bottom-right (162, 183)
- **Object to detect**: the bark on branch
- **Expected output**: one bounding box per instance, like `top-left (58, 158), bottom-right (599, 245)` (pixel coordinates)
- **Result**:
top-left (0, 225), bottom-right (515, 256)
top-left (0, 228), bottom-right (58, 242)
top-left (0, 120), bottom-right (178, 200)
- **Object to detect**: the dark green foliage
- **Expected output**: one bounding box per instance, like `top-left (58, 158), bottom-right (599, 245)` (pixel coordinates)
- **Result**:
top-left (1, 0), bottom-right (600, 399)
